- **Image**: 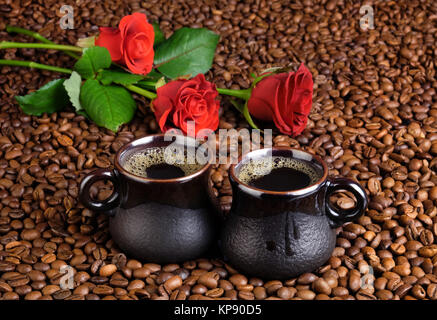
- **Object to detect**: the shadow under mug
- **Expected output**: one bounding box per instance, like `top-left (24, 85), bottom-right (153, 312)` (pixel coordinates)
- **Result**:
top-left (220, 147), bottom-right (368, 279)
top-left (79, 134), bottom-right (217, 263)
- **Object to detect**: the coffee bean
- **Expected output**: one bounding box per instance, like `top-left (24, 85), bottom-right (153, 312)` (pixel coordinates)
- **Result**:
top-left (297, 289), bottom-right (316, 300)
top-left (100, 264), bottom-right (117, 277)
top-left (74, 284), bottom-right (90, 296)
top-left (253, 286), bottom-right (267, 300)
top-left (164, 275), bottom-right (182, 292)
top-left (337, 197), bottom-right (355, 210)
top-left (277, 287), bottom-right (294, 299)
top-left (427, 283), bottom-right (437, 300)
top-left (375, 289), bottom-right (393, 300)
top-left (7, 275), bottom-right (29, 287)
top-left (238, 290), bottom-right (254, 300)
top-left (127, 280), bottom-right (145, 291)
top-left (144, 263), bottom-right (161, 273)
top-left (93, 285), bottom-right (114, 296)
top-left (419, 245), bottom-right (437, 258)
top-left (192, 284), bottom-right (207, 295)
top-left (356, 291), bottom-right (377, 300)
top-left (265, 280), bottom-right (282, 295)
top-left (411, 284), bottom-right (426, 299)
top-left (174, 268), bottom-right (189, 281)
top-left (41, 253), bottom-right (56, 264)
top-left (111, 253), bottom-right (127, 269)
top-left (0, 281), bottom-right (13, 293)
top-left (53, 289), bottom-right (72, 300)
top-left (170, 289), bottom-right (186, 300)
top-left (42, 285), bottom-right (61, 296)
top-left (2, 292), bottom-right (20, 300)
top-left (297, 273), bottom-right (317, 284)
top-left (198, 272), bottom-right (219, 289)
top-left (229, 274), bottom-right (247, 287)
top-left (313, 278), bottom-right (332, 295)
top-left (24, 291), bottom-right (42, 300)
top-left (205, 288), bottom-right (224, 298)
top-left (57, 135), bottom-right (73, 147)
top-left (133, 267), bottom-right (151, 279)
top-left (395, 284), bottom-right (412, 298)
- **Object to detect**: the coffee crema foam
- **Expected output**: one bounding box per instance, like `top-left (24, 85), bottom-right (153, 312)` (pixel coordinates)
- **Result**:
top-left (237, 156), bottom-right (320, 185)
top-left (123, 147), bottom-right (204, 178)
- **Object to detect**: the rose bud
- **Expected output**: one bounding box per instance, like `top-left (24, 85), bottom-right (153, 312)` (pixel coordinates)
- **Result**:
top-left (95, 12), bottom-right (155, 75)
top-left (247, 63), bottom-right (313, 136)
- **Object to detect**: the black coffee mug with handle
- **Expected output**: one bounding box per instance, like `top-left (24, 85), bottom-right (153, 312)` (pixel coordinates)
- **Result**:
top-left (79, 134), bottom-right (217, 264)
top-left (219, 147), bottom-right (368, 279)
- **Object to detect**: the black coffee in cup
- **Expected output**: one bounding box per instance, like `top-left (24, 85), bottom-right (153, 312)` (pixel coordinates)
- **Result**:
top-left (238, 156), bottom-right (321, 191)
top-left (123, 147), bottom-right (203, 180)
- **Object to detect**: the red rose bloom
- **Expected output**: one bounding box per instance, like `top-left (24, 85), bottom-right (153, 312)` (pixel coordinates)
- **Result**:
top-left (247, 63), bottom-right (313, 136)
top-left (95, 13), bottom-right (154, 75)
top-left (153, 74), bottom-right (220, 137)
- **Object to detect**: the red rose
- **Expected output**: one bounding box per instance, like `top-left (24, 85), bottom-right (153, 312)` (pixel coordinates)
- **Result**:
top-left (153, 74), bottom-right (220, 137)
top-left (247, 63), bottom-right (313, 136)
top-left (95, 13), bottom-right (154, 75)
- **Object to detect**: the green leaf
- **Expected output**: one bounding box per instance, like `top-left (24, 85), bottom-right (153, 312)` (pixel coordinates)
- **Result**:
top-left (153, 22), bottom-right (165, 47)
top-left (144, 69), bottom-right (164, 81)
top-left (16, 79), bottom-right (70, 116)
top-left (251, 65), bottom-right (295, 88)
top-left (76, 36), bottom-right (96, 48)
top-left (154, 27), bottom-right (219, 79)
top-left (80, 79), bottom-right (136, 132)
top-left (63, 71), bottom-right (82, 111)
top-left (74, 46), bottom-right (111, 79)
top-left (97, 70), bottom-right (143, 86)
top-left (155, 77), bottom-right (166, 90)
top-left (136, 81), bottom-right (155, 90)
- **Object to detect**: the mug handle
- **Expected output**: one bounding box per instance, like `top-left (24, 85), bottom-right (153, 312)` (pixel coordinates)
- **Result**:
top-left (79, 168), bottom-right (121, 216)
top-left (325, 177), bottom-right (368, 228)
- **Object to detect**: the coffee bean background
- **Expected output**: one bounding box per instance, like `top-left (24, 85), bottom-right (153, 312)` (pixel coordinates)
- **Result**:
top-left (1, 0), bottom-right (437, 300)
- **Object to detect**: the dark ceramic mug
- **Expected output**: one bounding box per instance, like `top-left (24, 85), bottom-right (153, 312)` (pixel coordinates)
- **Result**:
top-left (220, 147), bottom-right (368, 279)
top-left (79, 134), bottom-right (217, 263)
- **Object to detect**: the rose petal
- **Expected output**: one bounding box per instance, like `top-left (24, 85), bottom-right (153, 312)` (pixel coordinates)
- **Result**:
top-left (124, 33), bottom-right (154, 74)
top-left (152, 74), bottom-right (219, 137)
top-left (95, 27), bottom-right (122, 62)
top-left (119, 12), bottom-right (149, 34)
top-left (118, 13), bottom-right (155, 75)
top-left (272, 83), bottom-right (292, 135)
top-left (247, 76), bottom-right (282, 121)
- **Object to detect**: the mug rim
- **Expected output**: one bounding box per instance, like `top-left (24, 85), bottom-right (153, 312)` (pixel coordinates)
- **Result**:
top-left (114, 133), bottom-right (212, 183)
top-left (229, 147), bottom-right (328, 196)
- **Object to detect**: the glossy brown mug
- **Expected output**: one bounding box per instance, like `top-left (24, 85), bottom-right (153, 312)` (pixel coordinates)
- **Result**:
top-left (220, 147), bottom-right (368, 279)
top-left (79, 134), bottom-right (217, 263)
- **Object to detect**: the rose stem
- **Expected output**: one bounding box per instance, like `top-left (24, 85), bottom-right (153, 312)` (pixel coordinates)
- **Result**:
top-left (0, 41), bottom-right (83, 53)
top-left (5, 26), bottom-right (251, 102)
top-left (216, 88), bottom-right (251, 100)
top-left (6, 26), bottom-right (127, 71)
top-left (124, 84), bottom-right (157, 100)
top-left (0, 59), bottom-right (73, 74)
top-left (6, 25), bottom-right (81, 59)
top-left (0, 59), bottom-right (157, 100)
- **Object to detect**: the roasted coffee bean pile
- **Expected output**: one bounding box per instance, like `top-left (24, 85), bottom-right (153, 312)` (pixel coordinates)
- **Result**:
top-left (1, 0), bottom-right (437, 300)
